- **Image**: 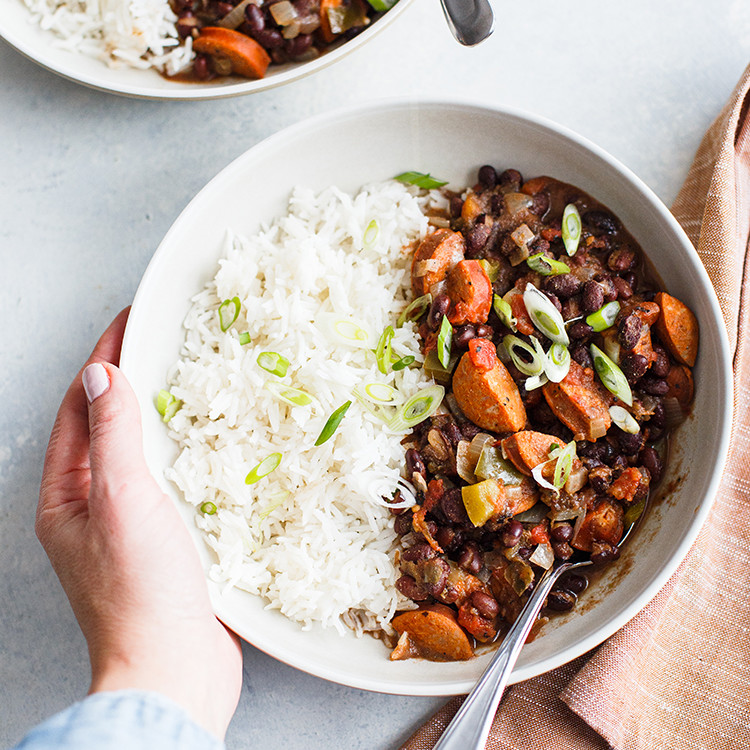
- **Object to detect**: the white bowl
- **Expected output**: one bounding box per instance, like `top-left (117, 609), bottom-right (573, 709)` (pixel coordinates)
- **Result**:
top-left (121, 100), bottom-right (732, 695)
top-left (0, 0), bottom-right (412, 99)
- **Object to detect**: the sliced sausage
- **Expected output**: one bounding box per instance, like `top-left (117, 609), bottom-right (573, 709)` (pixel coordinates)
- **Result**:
top-left (665, 363), bottom-right (695, 407)
top-left (192, 27), bottom-right (271, 79)
top-left (452, 341), bottom-right (527, 433)
top-left (542, 360), bottom-right (612, 441)
top-left (653, 292), bottom-right (699, 367)
top-left (446, 260), bottom-right (493, 326)
top-left (391, 604), bottom-right (474, 661)
top-left (411, 229), bottom-right (465, 297)
top-left (501, 431), bottom-right (564, 476)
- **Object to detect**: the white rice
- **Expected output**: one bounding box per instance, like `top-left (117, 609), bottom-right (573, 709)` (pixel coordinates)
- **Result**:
top-left (22, 0), bottom-right (193, 75)
top-left (164, 180), bottom-right (446, 635)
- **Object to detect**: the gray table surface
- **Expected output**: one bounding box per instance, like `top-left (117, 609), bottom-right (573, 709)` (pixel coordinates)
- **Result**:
top-left (2, 1), bottom-right (749, 747)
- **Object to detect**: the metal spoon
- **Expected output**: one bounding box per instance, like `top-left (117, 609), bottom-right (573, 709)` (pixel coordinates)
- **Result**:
top-left (439, 0), bottom-right (494, 46)
top-left (433, 558), bottom-right (592, 750)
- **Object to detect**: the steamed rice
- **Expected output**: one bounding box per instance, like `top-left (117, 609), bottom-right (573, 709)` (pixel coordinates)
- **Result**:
top-left (164, 180), bottom-right (445, 635)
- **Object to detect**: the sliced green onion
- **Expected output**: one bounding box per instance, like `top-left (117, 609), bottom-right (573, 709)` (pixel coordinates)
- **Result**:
top-left (265, 381), bottom-right (315, 407)
top-left (319, 314), bottom-right (373, 348)
top-left (562, 204), bottom-right (582, 256)
top-left (390, 385), bottom-right (445, 430)
top-left (544, 342), bottom-right (571, 383)
top-left (257, 351), bottom-right (290, 377)
top-left (315, 401), bottom-right (352, 446)
top-left (258, 493), bottom-right (288, 521)
top-left (238, 332), bottom-right (252, 345)
top-left (363, 218), bottom-right (379, 250)
top-left (200, 501), bottom-right (217, 515)
top-left (609, 404), bottom-right (640, 434)
top-left (366, 0), bottom-right (397, 9)
top-left (245, 452), bottom-right (283, 484)
top-left (395, 171), bottom-right (448, 189)
top-left (531, 459), bottom-right (558, 493)
top-left (526, 252), bottom-right (571, 276)
top-left (391, 354), bottom-right (415, 371)
top-left (437, 315), bottom-right (453, 369)
top-left (218, 296), bottom-right (241, 332)
top-left (525, 372), bottom-right (548, 391)
top-left (493, 294), bottom-right (517, 332)
top-left (479, 258), bottom-right (501, 282)
top-left (397, 293), bottom-right (432, 327)
top-left (553, 441), bottom-right (576, 489)
top-left (156, 389), bottom-right (182, 422)
top-left (375, 326), bottom-right (395, 374)
top-left (590, 343), bottom-right (633, 406)
top-left (503, 334), bottom-right (544, 376)
top-left (358, 382), bottom-right (402, 405)
top-left (523, 283), bottom-right (569, 345)
top-left (586, 301), bottom-right (621, 332)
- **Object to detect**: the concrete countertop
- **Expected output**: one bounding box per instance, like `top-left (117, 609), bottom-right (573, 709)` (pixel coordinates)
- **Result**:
top-left (1, 0), bottom-right (749, 747)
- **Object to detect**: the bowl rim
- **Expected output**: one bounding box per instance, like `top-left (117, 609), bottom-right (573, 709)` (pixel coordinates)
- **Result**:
top-left (0, 0), bottom-right (414, 100)
top-left (122, 97), bottom-right (734, 694)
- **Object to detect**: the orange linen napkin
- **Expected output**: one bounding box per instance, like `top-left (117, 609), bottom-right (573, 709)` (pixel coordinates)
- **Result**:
top-left (401, 62), bottom-right (750, 750)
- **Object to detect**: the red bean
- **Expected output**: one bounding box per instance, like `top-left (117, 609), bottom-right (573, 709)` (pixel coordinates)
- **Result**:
top-left (590, 541), bottom-right (620, 565)
top-left (612, 276), bottom-right (633, 300)
top-left (551, 523), bottom-right (573, 542)
top-left (651, 346), bottom-right (671, 378)
top-left (286, 33), bottom-right (312, 58)
top-left (453, 324), bottom-right (476, 349)
top-left (499, 169), bottom-right (522, 191)
top-left (428, 293), bottom-right (450, 330)
top-left (546, 590), bottom-right (576, 611)
top-left (640, 445), bottom-right (663, 483)
top-left (405, 448), bottom-right (426, 480)
top-left (474, 324), bottom-right (493, 339)
top-left (394, 514), bottom-right (412, 536)
top-left (544, 273), bottom-right (581, 299)
top-left (244, 2), bottom-right (265, 30)
top-left (501, 519), bottom-right (523, 547)
top-left (582, 280), bottom-right (605, 312)
top-left (639, 377), bottom-right (669, 396)
top-left (569, 321), bottom-right (594, 341)
top-left (396, 575), bottom-right (429, 601)
top-left (583, 210), bottom-right (618, 235)
top-left (402, 542), bottom-right (436, 563)
top-left (608, 247), bottom-right (636, 272)
top-left (193, 54), bottom-right (211, 79)
top-left (252, 27), bottom-right (284, 48)
top-left (478, 165), bottom-right (497, 188)
top-left (552, 541), bottom-right (573, 560)
top-left (466, 223), bottom-right (491, 257)
top-left (458, 542), bottom-right (482, 574)
top-left (471, 591), bottom-right (499, 618)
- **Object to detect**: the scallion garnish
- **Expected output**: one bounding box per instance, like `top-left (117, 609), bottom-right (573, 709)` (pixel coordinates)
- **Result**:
top-left (363, 218), bottom-right (379, 250)
top-left (366, 0), bottom-right (397, 9)
top-left (562, 204), bottom-right (582, 256)
top-left (245, 452), bottom-right (283, 485)
top-left (360, 382), bottom-right (402, 404)
top-left (319, 314), bottom-right (374, 348)
top-left (375, 326), bottom-right (395, 374)
top-left (265, 382), bottom-right (315, 407)
top-left (389, 385), bottom-right (445, 431)
top-left (437, 315), bottom-right (453, 368)
top-left (586, 301), bottom-right (621, 332)
top-left (503, 335), bottom-right (545, 376)
top-left (397, 293), bottom-right (432, 327)
top-left (522, 283), bottom-right (569, 345)
top-left (395, 171), bottom-right (448, 189)
top-left (391, 354), bottom-right (415, 371)
top-left (544, 342), bottom-right (571, 383)
top-left (609, 404), bottom-right (640, 434)
top-left (200, 501), bottom-right (217, 515)
top-left (525, 372), bottom-right (549, 391)
top-left (526, 253), bottom-right (571, 276)
top-left (257, 351), bottom-right (290, 378)
top-left (492, 294), bottom-right (517, 331)
top-left (590, 343), bottom-right (633, 406)
top-left (218, 296), bottom-right (241, 332)
top-left (239, 332), bottom-right (251, 345)
top-left (315, 401), bottom-right (352, 446)
top-left (552, 441), bottom-right (577, 489)
top-left (156, 389), bottom-right (182, 422)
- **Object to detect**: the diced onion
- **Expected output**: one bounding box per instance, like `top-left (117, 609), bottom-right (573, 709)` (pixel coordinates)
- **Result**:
top-left (503, 334), bottom-right (544, 376)
top-left (663, 396), bottom-right (687, 428)
top-left (270, 0), bottom-right (297, 25)
top-left (531, 459), bottom-right (558, 493)
top-left (456, 441), bottom-right (478, 484)
top-left (529, 542), bottom-right (555, 570)
top-left (562, 203), bottom-right (582, 256)
top-left (397, 293), bottom-right (432, 327)
top-left (544, 342), bottom-right (571, 383)
top-left (609, 404), bottom-right (640, 434)
top-left (523, 283), bottom-right (569, 345)
top-left (511, 223), bottom-right (535, 249)
top-left (217, 0), bottom-right (255, 28)
top-left (514, 502), bottom-right (549, 523)
top-left (467, 432), bottom-right (494, 466)
top-left (479, 258), bottom-right (501, 282)
top-left (586, 301), bottom-right (621, 332)
top-left (590, 343), bottom-right (633, 405)
top-left (245, 452), bottom-right (282, 484)
top-left (503, 192), bottom-right (534, 216)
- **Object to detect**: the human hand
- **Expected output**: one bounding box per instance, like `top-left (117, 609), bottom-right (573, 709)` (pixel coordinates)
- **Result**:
top-left (37, 308), bottom-right (243, 740)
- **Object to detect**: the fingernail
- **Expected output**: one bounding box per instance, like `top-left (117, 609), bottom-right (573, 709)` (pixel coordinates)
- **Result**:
top-left (82, 363), bottom-right (110, 403)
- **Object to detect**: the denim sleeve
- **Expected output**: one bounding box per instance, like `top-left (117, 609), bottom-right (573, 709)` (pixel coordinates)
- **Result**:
top-left (10, 690), bottom-right (225, 750)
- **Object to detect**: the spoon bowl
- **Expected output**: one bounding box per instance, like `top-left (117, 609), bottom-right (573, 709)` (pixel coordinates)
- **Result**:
top-left (439, 0), bottom-right (494, 46)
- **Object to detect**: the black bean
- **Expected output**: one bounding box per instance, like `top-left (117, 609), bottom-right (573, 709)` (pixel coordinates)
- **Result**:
top-left (245, 2), bottom-right (265, 30)
top-left (477, 165), bottom-right (497, 189)
top-left (618, 313), bottom-right (642, 350)
top-left (402, 542), bottom-right (436, 563)
top-left (215, 1), bottom-right (233, 14)
top-left (551, 541), bottom-right (573, 561)
top-left (588, 464), bottom-right (613, 492)
top-left (578, 440), bottom-right (606, 461)
top-left (639, 377), bottom-right (669, 396)
top-left (466, 222), bottom-right (491, 257)
top-left (551, 523), bottom-right (574, 542)
top-left (471, 591), bottom-right (500, 619)
top-left (394, 514), bottom-right (412, 536)
top-left (193, 54), bottom-right (211, 80)
top-left (598, 276), bottom-right (619, 303)
top-left (427, 293), bottom-right (450, 331)
top-left (558, 573), bottom-right (588, 595)
top-left (470, 324), bottom-right (489, 339)
top-left (608, 247), bottom-right (636, 272)
top-left (544, 273), bottom-right (582, 299)
top-left (590, 542), bottom-right (620, 565)
top-left (651, 346), bottom-right (671, 378)
top-left (439, 488), bottom-right (470, 525)
top-left (617, 429), bottom-right (644, 456)
top-left (531, 192), bottom-right (550, 217)
top-left (650, 401), bottom-right (666, 429)
top-left (623, 272), bottom-right (638, 289)
top-left (620, 351), bottom-right (649, 383)
top-left (516, 546), bottom-right (533, 561)
top-left (450, 195), bottom-right (464, 219)
top-left (570, 343), bottom-right (594, 370)
top-left (612, 276), bottom-right (633, 300)
top-left (582, 280), bottom-right (605, 312)
top-left (458, 542), bottom-right (482, 574)
top-left (498, 169), bottom-right (522, 191)
top-left (501, 519), bottom-right (523, 547)
top-left (610, 454), bottom-right (628, 472)
top-left (396, 575), bottom-right (429, 601)
top-left (583, 210), bottom-right (619, 235)
top-left (546, 590), bottom-right (576, 611)
top-left (640, 445), bottom-right (663, 483)
top-left (453, 324), bottom-right (476, 349)
top-left (569, 321), bottom-right (594, 341)
top-left (405, 448), bottom-right (426, 479)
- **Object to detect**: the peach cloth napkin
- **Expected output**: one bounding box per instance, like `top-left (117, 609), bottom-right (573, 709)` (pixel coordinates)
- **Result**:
top-left (400, 62), bottom-right (750, 750)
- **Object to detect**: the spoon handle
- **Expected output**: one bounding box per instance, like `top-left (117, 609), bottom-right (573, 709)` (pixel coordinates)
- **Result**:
top-left (433, 561), bottom-right (583, 750)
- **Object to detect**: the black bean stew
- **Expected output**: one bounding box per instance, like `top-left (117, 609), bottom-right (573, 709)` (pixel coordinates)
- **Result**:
top-left (168, 0), bottom-right (391, 82)
top-left (388, 167), bottom-right (698, 661)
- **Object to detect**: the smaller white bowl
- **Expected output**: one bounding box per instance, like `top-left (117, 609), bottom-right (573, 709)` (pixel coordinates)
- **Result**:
top-left (121, 100), bottom-right (732, 695)
top-left (0, 0), bottom-right (413, 99)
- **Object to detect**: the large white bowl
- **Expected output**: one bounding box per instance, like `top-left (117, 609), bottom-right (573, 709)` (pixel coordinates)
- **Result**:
top-left (121, 100), bottom-right (732, 695)
top-left (0, 0), bottom-right (413, 99)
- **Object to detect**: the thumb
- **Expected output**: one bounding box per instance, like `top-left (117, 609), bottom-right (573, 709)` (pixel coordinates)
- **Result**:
top-left (82, 362), bottom-right (154, 507)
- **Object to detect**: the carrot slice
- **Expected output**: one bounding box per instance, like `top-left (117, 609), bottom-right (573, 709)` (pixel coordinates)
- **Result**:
top-left (653, 292), bottom-right (699, 367)
top-left (391, 604), bottom-right (474, 661)
top-left (193, 27), bottom-right (271, 80)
